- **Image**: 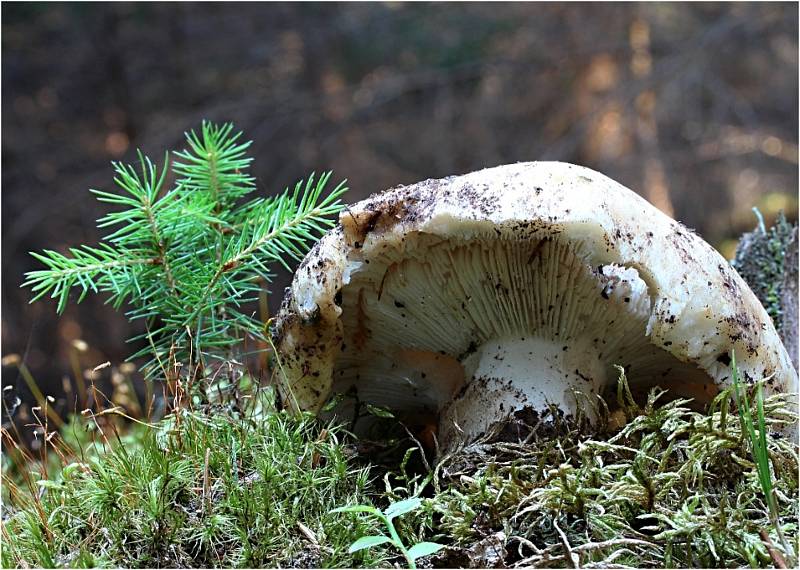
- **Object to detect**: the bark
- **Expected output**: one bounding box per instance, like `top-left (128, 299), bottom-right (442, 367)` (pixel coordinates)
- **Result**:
top-left (734, 217), bottom-right (798, 372)
top-left (781, 228), bottom-right (798, 372)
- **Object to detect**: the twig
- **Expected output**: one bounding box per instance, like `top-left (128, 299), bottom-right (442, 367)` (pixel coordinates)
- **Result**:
top-left (572, 538), bottom-right (653, 553)
top-left (508, 534), bottom-right (544, 555)
top-left (760, 529), bottom-right (788, 569)
top-left (515, 539), bottom-right (651, 570)
top-left (203, 447), bottom-right (211, 512)
top-left (297, 521), bottom-right (319, 546)
top-left (402, 423), bottom-right (432, 472)
top-left (554, 519), bottom-right (580, 569)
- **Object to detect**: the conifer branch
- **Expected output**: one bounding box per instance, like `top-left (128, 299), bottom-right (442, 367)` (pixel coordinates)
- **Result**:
top-left (24, 121), bottom-right (347, 379)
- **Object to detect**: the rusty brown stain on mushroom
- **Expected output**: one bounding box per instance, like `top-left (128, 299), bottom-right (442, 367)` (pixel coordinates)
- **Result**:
top-left (353, 288), bottom-right (369, 351)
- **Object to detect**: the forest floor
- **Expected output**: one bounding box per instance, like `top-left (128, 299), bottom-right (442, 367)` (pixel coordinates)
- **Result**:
top-left (2, 369), bottom-right (797, 569)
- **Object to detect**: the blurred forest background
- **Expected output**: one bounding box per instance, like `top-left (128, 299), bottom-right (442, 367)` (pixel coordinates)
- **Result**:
top-left (2, 3), bottom-right (798, 411)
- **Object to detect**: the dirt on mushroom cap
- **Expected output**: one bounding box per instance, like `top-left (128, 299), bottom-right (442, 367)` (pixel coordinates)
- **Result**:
top-left (272, 162), bottom-right (798, 446)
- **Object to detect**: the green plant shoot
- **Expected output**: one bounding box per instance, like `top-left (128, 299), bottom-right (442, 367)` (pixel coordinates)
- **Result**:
top-left (731, 349), bottom-right (796, 566)
top-left (331, 497), bottom-right (444, 569)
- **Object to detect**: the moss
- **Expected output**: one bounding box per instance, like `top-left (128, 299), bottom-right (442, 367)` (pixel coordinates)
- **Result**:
top-left (1, 386), bottom-right (392, 569)
top-left (3, 375), bottom-right (798, 568)
top-left (425, 381), bottom-right (798, 568)
top-left (733, 211), bottom-right (796, 332)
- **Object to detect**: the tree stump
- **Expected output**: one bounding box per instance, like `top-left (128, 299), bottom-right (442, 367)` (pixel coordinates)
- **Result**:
top-left (733, 215), bottom-right (798, 372)
top-left (781, 228), bottom-right (798, 372)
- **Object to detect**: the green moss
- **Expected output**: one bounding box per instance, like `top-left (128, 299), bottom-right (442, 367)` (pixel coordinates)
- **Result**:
top-left (733, 211), bottom-right (796, 330)
top-left (2, 388), bottom-right (391, 568)
top-left (427, 381), bottom-right (799, 568)
top-left (4, 376), bottom-right (798, 568)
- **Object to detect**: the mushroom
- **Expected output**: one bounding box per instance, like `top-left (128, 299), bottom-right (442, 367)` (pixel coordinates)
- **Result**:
top-left (272, 162), bottom-right (798, 448)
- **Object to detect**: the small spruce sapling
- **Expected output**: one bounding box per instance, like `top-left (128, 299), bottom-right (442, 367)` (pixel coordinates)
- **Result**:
top-left (24, 121), bottom-right (347, 381)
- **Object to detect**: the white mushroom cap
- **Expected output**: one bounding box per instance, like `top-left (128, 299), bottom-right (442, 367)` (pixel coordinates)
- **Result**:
top-left (273, 162), bottom-right (798, 447)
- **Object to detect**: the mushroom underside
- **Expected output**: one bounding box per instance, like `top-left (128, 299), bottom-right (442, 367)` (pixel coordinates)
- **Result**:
top-left (327, 230), bottom-right (717, 445)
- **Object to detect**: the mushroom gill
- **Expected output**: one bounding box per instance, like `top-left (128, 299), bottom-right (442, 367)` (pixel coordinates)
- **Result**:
top-left (273, 162), bottom-right (798, 448)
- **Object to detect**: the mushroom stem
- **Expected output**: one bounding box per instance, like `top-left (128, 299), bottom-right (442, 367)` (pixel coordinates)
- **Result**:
top-left (440, 335), bottom-right (607, 447)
